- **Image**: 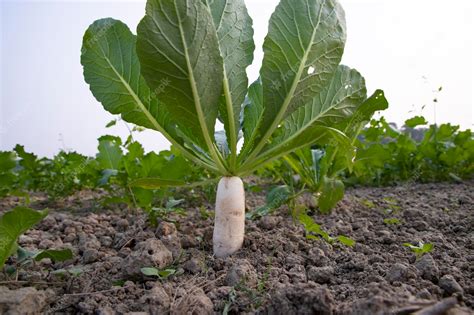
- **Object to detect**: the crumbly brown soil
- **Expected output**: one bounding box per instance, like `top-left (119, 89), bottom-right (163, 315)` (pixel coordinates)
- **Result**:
top-left (0, 181), bottom-right (473, 314)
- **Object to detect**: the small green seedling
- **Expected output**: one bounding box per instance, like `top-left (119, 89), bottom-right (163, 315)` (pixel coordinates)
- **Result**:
top-left (148, 198), bottom-right (187, 226)
top-left (361, 199), bottom-right (376, 209)
top-left (223, 287), bottom-right (238, 315)
top-left (403, 242), bottom-right (434, 260)
top-left (299, 214), bottom-right (355, 247)
top-left (383, 218), bottom-right (402, 225)
top-left (141, 267), bottom-right (176, 280)
top-left (246, 185), bottom-right (294, 219)
top-left (51, 266), bottom-right (84, 278)
top-left (199, 207), bottom-right (214, 220)
top-left (6, 247), bottom-right (74, 280)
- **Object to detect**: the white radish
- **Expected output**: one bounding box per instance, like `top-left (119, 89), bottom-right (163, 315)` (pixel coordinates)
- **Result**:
top-left (213, 177), bottom-right (245, 258)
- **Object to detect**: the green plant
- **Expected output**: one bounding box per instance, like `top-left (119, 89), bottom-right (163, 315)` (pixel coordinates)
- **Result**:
top-left (299, 213), bottom-right (355, 247)
top-left (0, 207), bottom-right (48, 269)
top-left (147, 198), bottom-right (187, 226)
top-left (81, 0), bottom-right (385, 257)
top-left (11, 145), bottom-right (101, 199)
top-left (97, 135), bottom-right (205, 212)
top-left (141, 267), bottom-right (176, 280)
top-left (351, 116), bottom-right (474, 185)
top-left (383, 218), bottom-right (402, 225)
top-left (51, 266), bottom-right (84, 278)
top-left (0, 151), bottom-right (18, 197)
top-left (403, 241), bottom-right (434, 260)
top-left (5, 247), bottom-right (74, 279)
top-left (281, 89), bottom-right (388, 213)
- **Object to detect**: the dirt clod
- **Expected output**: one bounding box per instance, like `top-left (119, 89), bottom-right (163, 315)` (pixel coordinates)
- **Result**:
top-left (121, 239), bottom-right (173, 277)
top-left (0, 287), bottom-right (52, 315)
top-left (386, 263), bottom-right (408, 283)
top-left (183, 258), bottom-right (203, 274)
top-left (140, 284), bottom-right (170, 314)
top-left (439, 275), bottom-right (464, 296)
top-left (263, 282), bottom-right (334, 315)
top-left (307, 266), bottom-right (334, 284)
top-left (225, 259), bottom-right (258, 287)
top-left (258, 216), bottom-right (279, 230)
top-left (415, 254), bottom-right (440, 282)
top-left (172, 288), bottom-right (213, 315)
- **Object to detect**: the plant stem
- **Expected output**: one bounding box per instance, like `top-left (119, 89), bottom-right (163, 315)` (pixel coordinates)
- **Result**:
top-left (223, 72), bottom-right (238, 173)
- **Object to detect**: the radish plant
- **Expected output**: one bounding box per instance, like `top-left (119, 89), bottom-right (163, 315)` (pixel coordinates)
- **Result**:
top-left (81, 0), bottom-right (386, 257)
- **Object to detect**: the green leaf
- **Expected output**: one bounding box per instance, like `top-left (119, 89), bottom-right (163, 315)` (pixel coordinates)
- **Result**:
top-left (129, 178), bottom-right (187, 189)
top-left (105, 119), bottom-right (117, 128)
top-left (309, 149), bottom-right (326, 185)
top-left (14, 145), bottom-right (38, 170)
top-left (0, 207), bottom-right (48, 269)
top-left (165, 198), bottom-right (184, 209)
top-left (403, 242), bottom-right (434, 258)
top-left (340, 89), bottom-right (388, 138)
top-left (141, 267), bottom-right (176, 279)
top-left (298, 213), bottom-right (331, 242)
top-left (5, 265), bottom-right (16, 276)
top-left (96, 136), bottom-right (123, 170)
top-left (158, 268), bottom-right (176, 279)
top-left (17, 247), bottom-right (36, 263)
top-left (204, 0), bottom-right (255, 154)
top-left (256, 0), bottom-right (346, 146)
top-left (52, 266), bottom-right (84, 277)
top-left (299, 213), bottom-right (353, 246)
top-left (241, 79), bottom-right (264, 158)
top-left (136, 0), bottom-right (223, 148)
top-left (317, 177), bottom-right (344, 213)
top-left (405, 116), bottom-right (428, 128)
top-left (276, 66), bottom-right (366, 143)
top-left (81, 19), bottom-right (179, 143)
top-left (246, 126), bottom-right (353, 174)
top-left (243, 66), bottom-right (364, 171)
top-left (0, 151), bottom-right (16, 172)
top-left (247, 185), bottom-right (292, 219)
top-left (422, 243), bottom-right (434, 252)
top-left (336, 235), bottom-right (355, 247)
top-left (265, 185), bottom-right (293, 208)
top-left (383, 218), bottom-right (402, 225)
top-left (34, 249), bottom-right (73, 262)
top-left (99, 169), bottom-right (119, 186)
top-left (140, 267), bottom-right (159, 277)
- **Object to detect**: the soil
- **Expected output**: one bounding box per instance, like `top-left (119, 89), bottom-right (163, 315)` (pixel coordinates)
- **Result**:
top-left (0, 181), bottom-right (473, 315)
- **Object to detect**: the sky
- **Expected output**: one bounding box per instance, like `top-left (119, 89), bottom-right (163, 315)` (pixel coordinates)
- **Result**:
top-left (1, 0), bottom-right (473, 157)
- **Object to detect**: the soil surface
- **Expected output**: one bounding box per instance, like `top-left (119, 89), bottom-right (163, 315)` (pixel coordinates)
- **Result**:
top-left (0, 181), bottom-right (473, 315)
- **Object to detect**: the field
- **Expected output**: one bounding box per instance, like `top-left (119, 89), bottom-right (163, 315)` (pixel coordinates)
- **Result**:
top-left (1, 119), bottom-right (473, 314)
top-left (0, 181), bottom-right (472, 314)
